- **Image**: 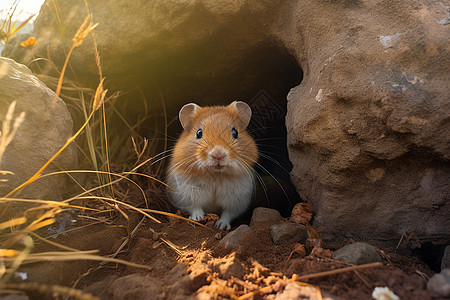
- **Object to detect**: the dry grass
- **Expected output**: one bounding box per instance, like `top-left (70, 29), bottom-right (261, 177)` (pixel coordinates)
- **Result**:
top-left (0, 0), bottom-right (35, 46)
top-left (0, 2), bottom-right (178, 298)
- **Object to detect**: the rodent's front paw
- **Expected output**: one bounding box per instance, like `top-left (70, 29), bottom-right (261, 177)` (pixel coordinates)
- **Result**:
top-left (189, 208), bottom-right (205, 221)
top-left (215, 219), bottom-right (231, 230)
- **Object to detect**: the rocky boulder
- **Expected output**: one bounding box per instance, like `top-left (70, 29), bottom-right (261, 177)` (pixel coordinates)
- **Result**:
top-left (0, 57), bottom-right (76, 218)
top-left (280, 0), bottom-right (450, 243)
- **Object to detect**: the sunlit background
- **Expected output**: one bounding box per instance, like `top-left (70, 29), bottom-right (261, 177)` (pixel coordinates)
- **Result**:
top-left (0, 0), bottom-right (45, 54)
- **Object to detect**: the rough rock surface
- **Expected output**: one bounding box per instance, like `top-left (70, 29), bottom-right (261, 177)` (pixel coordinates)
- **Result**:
top-left (332, 243), bottom-right (382, 265)
top-left (280, 0), bottom-right (450, 243)
top-left (219, 224), bottom-right (252, 249)
top-left (250, 207), bottom-right (282, 229)
top-left (270, 222), bottom-right (308, 245)
top-left (6, 0), bottom-right (450, 244)
top-left (0, 58), bottom-right (76, 218)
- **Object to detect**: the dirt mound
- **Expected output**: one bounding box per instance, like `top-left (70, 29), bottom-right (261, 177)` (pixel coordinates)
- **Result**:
top-left (7, 209), bottom-right (442, 300)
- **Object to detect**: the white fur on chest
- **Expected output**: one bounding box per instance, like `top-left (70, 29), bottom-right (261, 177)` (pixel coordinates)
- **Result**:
top-left (167, 171), bottom-right (254, 229)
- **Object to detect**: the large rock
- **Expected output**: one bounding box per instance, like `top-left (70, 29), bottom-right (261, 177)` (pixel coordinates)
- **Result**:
top-left (280, 1), bottom-right (450, 243)
top-left (332, 242), bottom-right (382, 265)
top-left (0, 58), bottom-right (76, 218)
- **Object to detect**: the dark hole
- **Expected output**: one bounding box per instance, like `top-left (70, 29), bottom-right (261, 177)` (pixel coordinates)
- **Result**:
top-left (153, 43), bottom-right (304, 222)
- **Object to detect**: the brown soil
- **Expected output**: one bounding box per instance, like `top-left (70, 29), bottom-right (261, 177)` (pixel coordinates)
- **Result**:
top-left (5, 203), bottom-right (445, 300)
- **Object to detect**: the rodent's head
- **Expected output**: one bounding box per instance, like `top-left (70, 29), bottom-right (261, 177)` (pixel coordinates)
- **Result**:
top-left (171, 101), bottom-right (258, 178)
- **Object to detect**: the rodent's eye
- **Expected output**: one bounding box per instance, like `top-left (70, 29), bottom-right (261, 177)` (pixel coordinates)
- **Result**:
top-left (196, 128), bottom-right (203, 139)
top-left (231, 127), bottom-right (238, 139)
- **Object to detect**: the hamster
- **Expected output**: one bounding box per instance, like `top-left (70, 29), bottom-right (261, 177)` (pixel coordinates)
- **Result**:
top-left (167, 101), bottom-right (258, 230)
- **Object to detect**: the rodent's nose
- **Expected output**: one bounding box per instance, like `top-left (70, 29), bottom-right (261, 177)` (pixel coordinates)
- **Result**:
top-left (212, 154), bottom-right (225, 161)
top-left (210, 146), bottom-right (228, 162)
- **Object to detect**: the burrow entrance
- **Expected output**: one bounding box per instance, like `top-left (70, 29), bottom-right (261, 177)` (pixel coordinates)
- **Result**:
top-left (129, 42), bottom-right (305, 222)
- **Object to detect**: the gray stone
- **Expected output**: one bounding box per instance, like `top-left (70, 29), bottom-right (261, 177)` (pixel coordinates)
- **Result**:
top-left (270, 222), bottom-right (307, 245)
top-left (0, 58), bottom-right (76, 219)
top-left (250, 207), bottom-right (282, 229)
top-left (442, 245), bottom-right (450, 270)
top-left (427, 269), bottom-right (450, 297)
top-left (219, 224), bottom-right (252, 249)
top-left (332, 243), bottom-right (382, 265)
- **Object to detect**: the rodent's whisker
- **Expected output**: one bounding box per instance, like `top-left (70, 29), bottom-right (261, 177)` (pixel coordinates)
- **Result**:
top-left (189, 140), bottom-right (208, 150)
top-left (149, 151), bottom-right (176, 167)
top-left (235, 156), bottom-right (268, 205)
top-left (166, 155), bottom-right (197, 175)
top-left (236, 148), bottom-right (291, 176)
top-left (174, 156), bottom-right (197, 172)
top-left (237, 152), bottom-right (290, 204)
top-left (183, 159), bottom-right (201, 181)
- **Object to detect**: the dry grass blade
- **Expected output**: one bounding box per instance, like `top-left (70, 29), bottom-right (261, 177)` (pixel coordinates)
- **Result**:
top-left (122, 171), bottom-right (174, 191)
top-left (39, 169), bottom-right (150, 207)
top-left (10, 14), bottom-right (35, 37)
top-left (0, 249), bottom-right (19, 257)
top-left (296, 262), bottom-right (383, 280)
top-left (0, 2), bottom-right (35, 43)
top-left (72, 15), bottom-right (98, 47)
top-left (140, 208), bottom-right (211, 229)
top-left (2, 251), bottom-right (152, 270)
top-left (0, 236), bottom-right (33, 283)
top-left (52, 14), bottom-right (98, 107)
top-left (25, 218), bottom-right (55, 233)
top-left (0, 217), bottom-right (26, 231)
top-left (0, 198), bottom-right (100, 212)
top-left (92, 77), bottom-right (107, 112)
top-left (0, 101), bottom-right (25, 165)
top-left (30, 232), bottom-right (81, 252)
top-left (76, 196), bottom-right (161, 224)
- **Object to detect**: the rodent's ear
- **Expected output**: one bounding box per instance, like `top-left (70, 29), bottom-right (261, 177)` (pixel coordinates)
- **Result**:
top-left (231, 101), bottom-right (252, 128)
top-left (179, 103), bottom-right (200, 129)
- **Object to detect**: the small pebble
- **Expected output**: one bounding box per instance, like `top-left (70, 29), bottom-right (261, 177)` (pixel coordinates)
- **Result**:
top-left (270, 222), bottom-right (307, 245)
top-left (332, 242), bottom-right (382, 265)
top-left (250, 207), bottom-right (282, 229)
top-left (219, 224), bottom-right (252, 249)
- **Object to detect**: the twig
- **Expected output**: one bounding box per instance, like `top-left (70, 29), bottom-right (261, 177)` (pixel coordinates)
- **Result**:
top-left (353, 270), bottom-right (371, 288)
top-left (297, 262), bottom-right (383, 280)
